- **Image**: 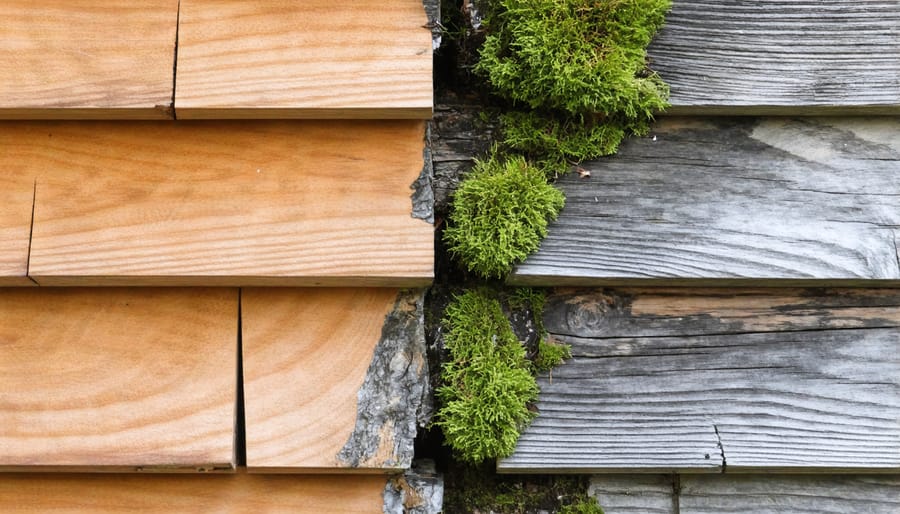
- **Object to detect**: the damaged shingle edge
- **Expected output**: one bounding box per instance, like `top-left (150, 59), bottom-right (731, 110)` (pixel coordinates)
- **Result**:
top-left (383, 460), bottom-right (444, 514)
top-left (411, 123), bottom-right (435, 224)
top-left (422, 0), bottom-right (442, 50)
top-left (337, 290), bottom-right (432, 468)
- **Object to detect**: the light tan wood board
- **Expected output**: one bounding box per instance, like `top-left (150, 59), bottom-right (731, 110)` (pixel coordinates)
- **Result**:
top-left (0, 288), bottom-right (237, 471)
top-left (0, 170), bottom-right (34, 285)
top-left (242, 288), bottom-right (399, 472)
top-left (0, 1), bottom-right (178, 119)
top-left (14, 120), bottom-right (433, 286)
top-left (0, 473), bottom-right (387, 513)
top-left (176, 0), bottom-right (433, 119)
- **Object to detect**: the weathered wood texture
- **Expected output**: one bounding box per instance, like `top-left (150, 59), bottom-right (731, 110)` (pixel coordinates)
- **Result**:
top-left (175, 0), bottom-right (432, 119)
top-left (4, 121), bottom-right (432, 286)
top-left (679, 475), bottom-right (900, 514)
top-left (0, 1), bottom-right (177, 119)
top-left (650, 1), bottom-right (900, 114)
top-left (499, 288), bottom-right (900, 473)
top-left (510, 117), bottom-right (900, 286)
top-left (588, 475), bottom-right (676, 514)
top-left (0, 288), bottom-right (237, 471)
top-left (242, 288), bottom-right (429, 472)
top-left (0, 173), bottom-right (34, 285)
top-left (0, 473), bottom-right (388, 513)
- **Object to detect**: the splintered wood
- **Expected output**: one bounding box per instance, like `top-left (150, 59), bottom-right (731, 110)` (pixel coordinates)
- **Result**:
top-left (651, 1), bottom-right (900, 114)
top-left (0, 288), bottom-right (237, 471)
top-left (0, 1), bottom-right (178, 119)
top-left (0, 172), bottom-right (34, 285)
top-left (6, 120), bottom-right (432, 286)
top-left (499, 288), bottom-right (900, 474)
top-left (175, 0), bottom-right (433, 119)
top-left (0, 473), bottom-right (387, 513)
top-left (510, 117), bottom-right (900, 286)
top-left (242, 288), bottom-right (401, 472)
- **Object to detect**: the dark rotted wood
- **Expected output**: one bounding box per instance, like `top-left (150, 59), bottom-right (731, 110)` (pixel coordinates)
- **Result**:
top-left (679, 475), bottom-right (900, 514)
top-left (650, 1), bottom-right (900, 114)
top-left (509, 117), bottom-right (900, 286)
top-left (498, 288), bottom-right (900, 474)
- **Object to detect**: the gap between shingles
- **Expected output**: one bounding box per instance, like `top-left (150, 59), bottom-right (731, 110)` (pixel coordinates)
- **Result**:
top-left (235, 288), bottom-right (247, 467)
top-left (171, 0), bottom-right (181, 120)
top-left (24, 179), bottom-right (37, 284)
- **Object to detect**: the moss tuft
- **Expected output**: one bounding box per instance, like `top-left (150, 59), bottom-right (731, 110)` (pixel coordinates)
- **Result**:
top-left (560, 496), bottom-right (606, 514)
top-left (444, 153), bottom-right (565, 279)
top-left (477, 0), bottom-right (671, 161)
top-left (436, 289), bottom-right (539, 463)
top-left (534, 337), bottom-right (572, 373)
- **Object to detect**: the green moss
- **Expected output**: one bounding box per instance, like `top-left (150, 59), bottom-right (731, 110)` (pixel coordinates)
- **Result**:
top-left (436, 289), bottom-right (539, 463)
top-left (534, 337), bottom-right (572, 373)
top-left (477, 0), bottom-right (671, 161)
top-left (444, 153), bottom-right (565, 279)
top-left (560, 496), bottom-right (605, 514)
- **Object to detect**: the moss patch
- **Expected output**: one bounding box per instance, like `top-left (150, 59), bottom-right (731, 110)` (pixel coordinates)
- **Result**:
top-left (444, 153), bottom-right (565, 279)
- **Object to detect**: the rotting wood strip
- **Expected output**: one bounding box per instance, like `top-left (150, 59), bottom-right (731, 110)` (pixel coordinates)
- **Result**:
top-left (510, 117), bottom-right (900, 286)
top-left (499, 288), bottom-right (900, 474)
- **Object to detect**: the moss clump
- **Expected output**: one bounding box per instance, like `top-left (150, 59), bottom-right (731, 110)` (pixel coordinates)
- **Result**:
top-left (436, 289), bottom-right (539, 463)
top-left (534, 338), bottom-right (572, 373)
top-left (477, 0), bottom-right (671, 162)
top-left (444, 153), bottom-right (565, 279)
top-left (560, 496), bottom-right (605, 514)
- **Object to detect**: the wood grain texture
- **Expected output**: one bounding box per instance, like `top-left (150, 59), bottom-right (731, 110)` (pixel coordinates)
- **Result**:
top-left (499, 288), bottom-right (900, 473)
top-left (0, 473), bottom-right (387, 513)
top-left (242, 288), bottom-right (400, 472)
top-left (650, 1), bottom-right (900, 114)
top-left (510, 117), bottom-right (900, 286)
top-left (0, 172), bottom-right (34, 285)
top-left (0, 1), bottom-right (177, 119)
top-left (0, 288), bottom-right (237, 471)
top-left (588, 475), bottom-right (675, 514)
top-left (176, 0), bottom-right (432, 119)
top-left (14, 120), bottom-right (433, 286)
top-left (680, 475), bottom-right (900, 514)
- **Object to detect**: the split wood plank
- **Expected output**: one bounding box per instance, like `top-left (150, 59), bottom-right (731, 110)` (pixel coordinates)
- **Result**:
top-left (242, 288), bottom-right (427, 472)
top-left (0, 171), bottom-right (35, 286)
top-left (0, 288), bottom-right (237, 471)
top-left (0, 1), bottom-right (178, 119)
top-left (510, 117), bottom-right (900, 286)
top-left (679, 475), bottom-right (900, 514)
top-left (15, 120), bottom-right (433, 286)
top-left (175, 0), bottom-right (433, 119)
top-left (650, 1), bottom-right (900, 114)
top-left (499, 288), bottom-right (900, 474)
top-left (0, 473), bottom-right (387, 513)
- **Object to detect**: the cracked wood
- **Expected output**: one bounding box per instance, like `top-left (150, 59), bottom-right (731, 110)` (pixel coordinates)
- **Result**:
top-left (175, 0), bottom-right (432, 119)
top-left (0, 288), bottom-right (237, 471)
top-left (510, 117), bottom-right (900, 286)
top-left (0, 0), bottom-right (178, 119)
top-left (11, 120), bottom-right (433, 286)
top-left (498, 288), bottom-right (900, 474)
top-left (650, 0), bottom-right (900, 114)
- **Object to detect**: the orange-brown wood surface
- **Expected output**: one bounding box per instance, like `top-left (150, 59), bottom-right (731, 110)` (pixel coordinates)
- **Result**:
top-left (175, 0), bottom-right (432, 119)
top-left (0, 1), bottom-right (178, 119)
top-left (10, 120), bottom-right (433, 286)
top-left (0, 288), bottom-right (237, 471)
top-left (242, 288), bottom-right (397, 472)
top-left (0, 172), bottom-right (34, 285)
top-left (0, 473), bottom-right (386, 513)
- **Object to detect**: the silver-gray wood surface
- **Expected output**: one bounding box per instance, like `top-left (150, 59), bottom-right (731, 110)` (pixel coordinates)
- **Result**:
top-left (509, 117), bottom-right (900, 286)
top-left (588, 475), bottom-right (676, 514)
top-left (498, 289), bottom-right (900, 473)
top-left (650, 1), bottom-right (900, 114)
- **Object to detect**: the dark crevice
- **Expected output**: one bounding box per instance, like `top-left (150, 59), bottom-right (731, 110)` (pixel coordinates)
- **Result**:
top-left (235, 288), bottom-right (247, 468)
top-left (171, 1), bottom-right (180, 120)
top-left (557, 324), bottom-right (899, 344)
top-left (24, 179), bottom-right (36, 279)
top-left (892, 231), bottom-right (900, 275)
top-left (713, 425), bottom-right (727, 473)
top-left (672, 473), bottom-right (681, 514)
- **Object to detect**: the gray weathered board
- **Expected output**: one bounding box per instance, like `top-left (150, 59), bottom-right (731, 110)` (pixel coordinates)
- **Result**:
top-left (498, 288), bottom-right (900, 473)
top-left (588, 475), bottom-right (900, 514)
top-left (509, 117), bottom-right (900, 286)
top-left (650, 1), bottom-right (900, 114)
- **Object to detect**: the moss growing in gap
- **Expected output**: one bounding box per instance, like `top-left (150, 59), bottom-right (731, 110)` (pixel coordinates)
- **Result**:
top-left (478, 0), bottom-right (671, 165)
top-left (444, 153), bottom-right (564, 279)
top-left (436, 288), bottom-right (539, 463)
